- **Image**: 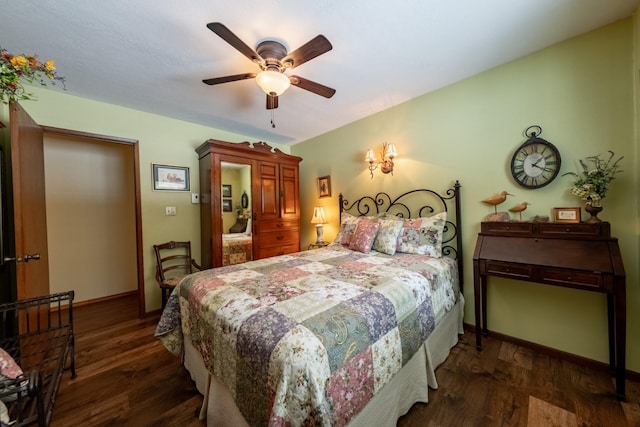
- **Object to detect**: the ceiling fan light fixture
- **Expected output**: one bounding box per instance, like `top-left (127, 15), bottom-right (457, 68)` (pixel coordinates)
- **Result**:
top-left (256, 70), bottom-right (291, 96)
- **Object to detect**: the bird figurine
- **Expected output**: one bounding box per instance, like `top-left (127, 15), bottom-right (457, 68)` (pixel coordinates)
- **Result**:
top-left (482, 191), bottom-right (513, 213)
top-left (509, 202), bottom-right (531, 221)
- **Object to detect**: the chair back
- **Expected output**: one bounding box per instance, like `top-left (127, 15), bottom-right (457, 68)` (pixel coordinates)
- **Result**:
top-left (153, 241), bottom-right (195, 283)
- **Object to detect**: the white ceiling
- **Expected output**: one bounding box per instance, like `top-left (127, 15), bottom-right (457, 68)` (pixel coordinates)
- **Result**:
top-left (1, 0), bottom-right (637, 145)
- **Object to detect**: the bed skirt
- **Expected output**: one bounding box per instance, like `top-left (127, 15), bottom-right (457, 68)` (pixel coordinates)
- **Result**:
top-left (183, 294), bottom-right (465, 426)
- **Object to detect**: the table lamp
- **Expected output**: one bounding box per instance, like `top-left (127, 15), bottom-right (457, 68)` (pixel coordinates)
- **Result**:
top-left (310, 206), bottom-right (327, 244)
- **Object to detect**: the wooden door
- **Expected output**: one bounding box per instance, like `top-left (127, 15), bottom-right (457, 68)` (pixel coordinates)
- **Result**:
top-left (8, 102), bottom-right (50, 299)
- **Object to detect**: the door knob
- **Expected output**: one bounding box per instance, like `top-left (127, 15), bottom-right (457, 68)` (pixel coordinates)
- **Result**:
top-left (3, 256), bottom-right (23, 263)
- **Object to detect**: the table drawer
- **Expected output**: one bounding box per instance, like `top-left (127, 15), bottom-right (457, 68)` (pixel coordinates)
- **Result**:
top-left (481, 222), bottom-right (532, 235)
top-left (484, 261), bottom-right (532, 280)
top-left (540, 268), bottom-right (609, 291)
top-left (537, 223), bottom-right (610, 239)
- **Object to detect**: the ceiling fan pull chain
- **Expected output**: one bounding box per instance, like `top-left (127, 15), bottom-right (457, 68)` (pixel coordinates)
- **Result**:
top-left (271, 110), bottom-right (276, 128)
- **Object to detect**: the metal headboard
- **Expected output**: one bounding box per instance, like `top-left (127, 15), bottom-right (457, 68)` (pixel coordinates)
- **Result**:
top-left (338, 181), bottom-right (463, 292)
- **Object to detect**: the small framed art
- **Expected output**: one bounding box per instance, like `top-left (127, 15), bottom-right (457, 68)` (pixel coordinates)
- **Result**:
top-left (317, 175), bottom-right (331, 198)
top-left (553, 207), bottom-right (581, 224)
top-left (152, 164), bottom-right (190, 191)
top-left (222, 199), bottom-right (232, 212)
top-left (222, 184), bottom-right (232, 198)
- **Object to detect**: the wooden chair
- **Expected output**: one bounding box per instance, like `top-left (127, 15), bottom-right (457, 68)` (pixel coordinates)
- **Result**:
top-left (153, 241), bottom-right (201, 309)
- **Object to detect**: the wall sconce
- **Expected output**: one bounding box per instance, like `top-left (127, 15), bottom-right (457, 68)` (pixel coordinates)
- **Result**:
top-left (366, 142), bottom-right (398, 179)
top-left (310, 206), bottom-right (327, 244)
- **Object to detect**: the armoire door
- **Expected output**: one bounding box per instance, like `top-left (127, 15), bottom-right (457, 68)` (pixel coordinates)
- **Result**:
top-left (4, 102), bottom-right (50, 300)
top-left (258, 161), bottom-right (279, 219)
top-left (279, 164), bottom-right (299, 218)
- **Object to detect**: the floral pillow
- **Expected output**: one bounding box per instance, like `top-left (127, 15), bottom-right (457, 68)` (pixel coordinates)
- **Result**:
top-left (0, 347), bottom-right (23, 380)
top-left (396, 211), bottom-right (447, 257)
top-left (372, 215), bottom-right (403, 255)
top-left (348, 218), bottom-right (380, 253)
top-left (333, 212), bottom-right (361, 246)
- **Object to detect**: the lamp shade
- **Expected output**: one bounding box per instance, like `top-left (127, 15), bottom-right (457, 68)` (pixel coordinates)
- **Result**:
top-left (385, 143), bottom-right (398, 158)
top-left (310, 206), bottom-right (326, 224)
top-left (256, 70), bottom-right (291, 96)
top-left (365, 149), bottom-right (376, 163)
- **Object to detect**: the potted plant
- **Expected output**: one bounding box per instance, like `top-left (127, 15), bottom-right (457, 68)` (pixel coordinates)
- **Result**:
top-left (564, 151), bottom-right (623, 222)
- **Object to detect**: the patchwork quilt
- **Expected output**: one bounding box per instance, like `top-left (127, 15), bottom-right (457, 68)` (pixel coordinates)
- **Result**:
top-left (156, 244), bottom-right (459, 426)
top-left (222, 234), bottom-right (253, 266)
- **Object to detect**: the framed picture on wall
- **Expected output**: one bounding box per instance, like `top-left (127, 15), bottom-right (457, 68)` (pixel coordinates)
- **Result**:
top-left (222, 184), bottom-right (232, 198)
top-left (222, 199), bottom-right (232, 212)
top-left (152, 164), bottom-right (190, 191)
top-left (317, 175), bottom-right (331, 198)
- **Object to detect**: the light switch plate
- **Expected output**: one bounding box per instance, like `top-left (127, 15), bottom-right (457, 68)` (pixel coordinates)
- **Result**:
top-left (191, 193), bottom-right (200, 204)
top-left (165, 206), bottom-right (177, 216)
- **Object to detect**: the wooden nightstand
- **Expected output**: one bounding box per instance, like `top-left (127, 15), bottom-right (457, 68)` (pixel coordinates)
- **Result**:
top-left (308, 242), bottom-right (329, 250)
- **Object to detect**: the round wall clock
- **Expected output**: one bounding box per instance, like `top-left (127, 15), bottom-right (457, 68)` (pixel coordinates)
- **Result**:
top-left (510, 126), bottom-right (561, 189)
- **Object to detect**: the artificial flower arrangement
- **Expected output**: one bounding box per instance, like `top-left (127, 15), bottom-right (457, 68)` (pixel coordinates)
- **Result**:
top-left (1, 47), bottom-right (65, 104)
top-left (564, 151), bottom-right (623, 207)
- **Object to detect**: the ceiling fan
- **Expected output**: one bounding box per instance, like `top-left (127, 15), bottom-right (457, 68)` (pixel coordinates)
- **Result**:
top-left (202, 22), bottom-right (336, 111)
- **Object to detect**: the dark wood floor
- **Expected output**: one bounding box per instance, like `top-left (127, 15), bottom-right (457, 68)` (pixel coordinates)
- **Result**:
top-left (50, 295), bottom-right (640, 426)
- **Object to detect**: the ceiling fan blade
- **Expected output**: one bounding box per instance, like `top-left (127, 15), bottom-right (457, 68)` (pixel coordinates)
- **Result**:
top-left (282, 35), bottom-right (332, 69)
top-left (266, 94), bottom-right (278, 110)
top-left (289, 75), bottom-right (336, 98)
top-left (202, 73), bottom-right (256, 85)
top-left (207, 22), bottom-right (262, 64)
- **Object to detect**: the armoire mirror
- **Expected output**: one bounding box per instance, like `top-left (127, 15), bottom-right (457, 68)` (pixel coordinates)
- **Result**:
top-left (217, 161), bottom-right (252, 267)
top-left (221, 161), bottom-right (251, 233)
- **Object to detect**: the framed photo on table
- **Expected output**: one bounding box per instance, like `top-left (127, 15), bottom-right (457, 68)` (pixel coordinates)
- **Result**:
top-left (553, 207), bottom-right (581, 224)
top-left (152, 164), bottom-right (190, 191)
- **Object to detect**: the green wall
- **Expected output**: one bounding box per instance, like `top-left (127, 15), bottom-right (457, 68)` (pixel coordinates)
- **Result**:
top-left (1, 89), bottom-right (289, 313)
top-left (292, 18), bottom-right (639, 371)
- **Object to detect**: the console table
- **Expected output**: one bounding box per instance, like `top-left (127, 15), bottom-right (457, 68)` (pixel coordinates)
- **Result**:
top-left (472, 221), bottom-right (626, 400)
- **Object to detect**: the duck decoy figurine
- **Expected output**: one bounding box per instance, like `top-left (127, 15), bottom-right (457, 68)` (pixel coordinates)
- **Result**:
top-left (482, 191), bottom-right (513, 213)
top-left (509, 202), bottom-right (531, 220)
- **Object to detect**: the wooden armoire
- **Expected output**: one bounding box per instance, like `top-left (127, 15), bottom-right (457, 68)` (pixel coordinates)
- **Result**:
top-left (196, 139), bottom-right (302, 268)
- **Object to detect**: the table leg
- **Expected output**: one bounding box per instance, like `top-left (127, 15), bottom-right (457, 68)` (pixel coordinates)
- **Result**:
top-left (473, 261), bottom-right (483, 350)
top-left (614, 281), bottom-right (626, 400)
top-left (607, 294), bottom-right (615, 375)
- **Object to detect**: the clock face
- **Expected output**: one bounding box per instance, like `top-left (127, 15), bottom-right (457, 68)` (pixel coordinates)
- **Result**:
top-left (510, 140), bottom-right (561, 189)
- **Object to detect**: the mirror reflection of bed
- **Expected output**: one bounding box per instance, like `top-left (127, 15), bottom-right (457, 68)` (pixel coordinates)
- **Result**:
top-left (221, 162), bottom-right (252, 266)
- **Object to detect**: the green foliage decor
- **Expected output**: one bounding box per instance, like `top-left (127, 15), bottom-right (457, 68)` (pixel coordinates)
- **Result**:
top-left (564, 151), bottom-right (623, 207)
top-left (1, 47), bottom-right (65, 104)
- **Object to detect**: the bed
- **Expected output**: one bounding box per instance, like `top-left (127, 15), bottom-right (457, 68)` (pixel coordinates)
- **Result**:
top-left (156, 181), bottom-right (463, 426)
top-left (222, 233), bottom-right (253, 266)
